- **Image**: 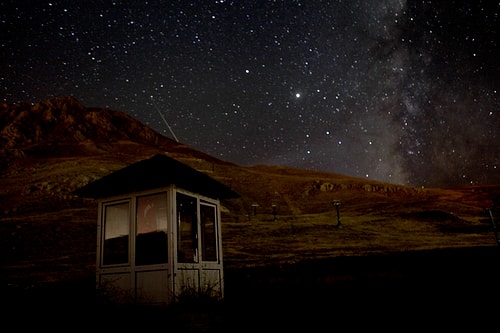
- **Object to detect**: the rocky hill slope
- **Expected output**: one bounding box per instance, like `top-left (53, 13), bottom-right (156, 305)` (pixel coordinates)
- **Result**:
top-left (0, 96), bottom-right (429, 215)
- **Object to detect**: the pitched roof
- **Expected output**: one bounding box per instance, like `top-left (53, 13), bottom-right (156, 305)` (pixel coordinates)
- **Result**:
top-left (73, 154), bottom-right (240, 199)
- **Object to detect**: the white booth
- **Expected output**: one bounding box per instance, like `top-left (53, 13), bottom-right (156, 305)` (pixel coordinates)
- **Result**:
top-left (74, 154), bottom-right (239, 305)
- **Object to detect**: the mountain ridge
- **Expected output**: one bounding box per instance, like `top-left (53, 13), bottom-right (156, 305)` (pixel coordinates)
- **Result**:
top-left (0, 96), bottom-right (171, 148)
top-left (0, 96), bottom-right (238, 173)
top-left (1, 96), bottom-right (497, 220)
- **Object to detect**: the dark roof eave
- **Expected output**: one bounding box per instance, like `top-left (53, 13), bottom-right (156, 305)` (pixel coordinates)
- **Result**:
top-left (73, 154), bottom-right (240, 200)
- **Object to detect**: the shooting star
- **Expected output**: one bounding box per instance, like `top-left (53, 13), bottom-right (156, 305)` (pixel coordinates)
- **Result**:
top-left (150, 96), bottom-right (179, 142)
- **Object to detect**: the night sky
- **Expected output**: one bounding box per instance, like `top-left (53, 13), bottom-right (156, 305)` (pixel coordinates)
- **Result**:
top-left (1, 1), bottom-right (498, 187)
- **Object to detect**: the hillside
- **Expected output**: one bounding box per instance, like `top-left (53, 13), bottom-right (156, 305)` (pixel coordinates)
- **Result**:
top-left (1, 97), bottom-right (499, 329)
top-left (1, 96), bottom-right (499, 269)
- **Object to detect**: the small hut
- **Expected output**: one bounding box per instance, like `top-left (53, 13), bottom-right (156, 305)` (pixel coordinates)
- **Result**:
top-left (74, 153), bottom-right (239, 305)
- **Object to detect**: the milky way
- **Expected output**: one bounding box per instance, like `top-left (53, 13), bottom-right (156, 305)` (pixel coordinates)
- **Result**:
top-left (1, 0), bottom-right (498, 187)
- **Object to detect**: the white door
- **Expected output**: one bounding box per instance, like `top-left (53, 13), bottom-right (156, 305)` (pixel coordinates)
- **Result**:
top-left (174, 191), bottom-right (223, 301)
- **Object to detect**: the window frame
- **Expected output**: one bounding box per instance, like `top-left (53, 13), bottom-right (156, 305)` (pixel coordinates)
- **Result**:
top-left (100, 199), bottom-right (131, 267)
top-left (175, 190), bottom-right (221, 264)
top-left (200, 201), bottom-right (219, 262)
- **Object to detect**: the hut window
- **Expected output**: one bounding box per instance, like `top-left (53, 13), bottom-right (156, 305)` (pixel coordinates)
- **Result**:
top-left (177, 192), bottom-right (198, 263)
top-left (200, 202), bottom-right (218, 261)
top-left (135, 193), bottom-right (168, 266)
top-left (102, 201), bottom-right (130, 266)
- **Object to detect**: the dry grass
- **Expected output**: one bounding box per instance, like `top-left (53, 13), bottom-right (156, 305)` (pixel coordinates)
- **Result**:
top-left (222, 210), bottom-right (496, 270)
top-left (1, 142), bottom-right (499, 330)
top-left (2, 99), bottom-right (499, 330)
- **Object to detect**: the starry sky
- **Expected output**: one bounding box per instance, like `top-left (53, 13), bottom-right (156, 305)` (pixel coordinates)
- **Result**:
top-left (1, 0), bottom-right (498, 187)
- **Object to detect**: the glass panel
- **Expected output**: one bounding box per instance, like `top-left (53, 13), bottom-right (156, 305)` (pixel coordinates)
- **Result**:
top-left (177, 193), bottom-right (198, 263)
top-left (102, 202), bottom-right (129, 265)
top-left (136, 193), bottom-right (168, 266)
top-left (200, 203), bottom-right (217, 262)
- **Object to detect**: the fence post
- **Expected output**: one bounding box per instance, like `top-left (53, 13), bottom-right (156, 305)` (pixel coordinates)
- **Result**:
top-left (486, 207), bottom-right (499, 246)
top-left (332, 200), bottom-right (342, 228)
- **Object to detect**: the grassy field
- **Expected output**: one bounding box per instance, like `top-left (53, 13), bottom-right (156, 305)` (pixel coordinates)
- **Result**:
top-left (2, 205), bottom-right (499, 331)
top-left (1, 134), bottom-right (498, 330)
top-left (222, 210), bottom-right (497, 268)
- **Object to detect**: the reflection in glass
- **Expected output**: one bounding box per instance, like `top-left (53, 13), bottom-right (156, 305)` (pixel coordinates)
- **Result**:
top-left (177, 193), bottom-right (198, 263)
top-left (136, 193), bottom-right (168, 265)
top-left (103, 202), bottom-right (129, 265)
top-left (201, 203), bottom-right (217, 261)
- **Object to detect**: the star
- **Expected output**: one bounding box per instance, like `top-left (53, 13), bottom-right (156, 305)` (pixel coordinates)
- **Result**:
top-left (0, 0), bottom-right (497, 187)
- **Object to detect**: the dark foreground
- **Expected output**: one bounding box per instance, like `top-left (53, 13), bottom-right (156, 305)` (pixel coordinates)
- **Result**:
top-left (4, 246), bottom-right (500, 331)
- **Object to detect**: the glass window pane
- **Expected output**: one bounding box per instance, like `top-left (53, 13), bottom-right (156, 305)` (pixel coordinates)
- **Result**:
top-left (103, 202), bottom-right (129, 265)
top-left (201, 203), bottom-right (217, 262)
top-left (136, 193), bottom-right (168, 266)
top-left (177, 193), bottom-right (198, 263)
